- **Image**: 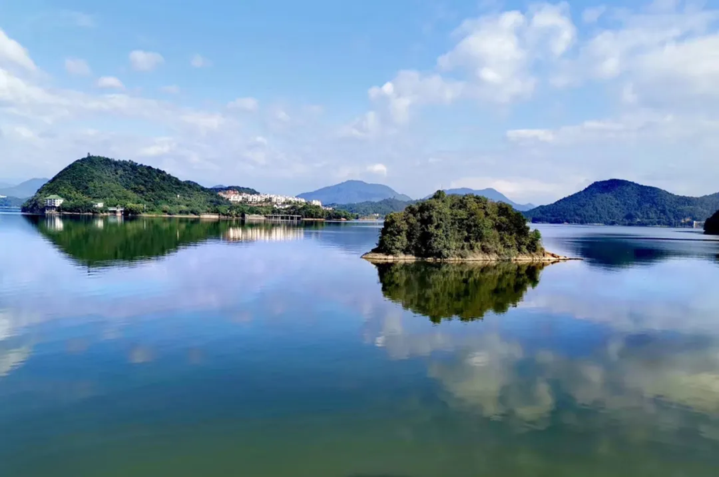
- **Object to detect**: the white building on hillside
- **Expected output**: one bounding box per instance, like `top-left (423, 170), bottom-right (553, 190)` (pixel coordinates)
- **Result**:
top-left (45, 195), bottom-right (65, 208)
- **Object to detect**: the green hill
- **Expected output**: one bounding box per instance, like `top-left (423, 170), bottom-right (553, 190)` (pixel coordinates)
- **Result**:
top-left (23, 156), bottom-right (230, 215)
top-left (705, 210), bottom-right (719, 235)
top-left (332, 197), bottom-right (413, 217)
top-left (370, 191), bottom-right (543, 260)
top-left (525, 179), bottom-right (719, 226)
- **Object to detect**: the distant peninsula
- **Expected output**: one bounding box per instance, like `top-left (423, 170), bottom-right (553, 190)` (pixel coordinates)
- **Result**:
top-left (22, 156), bottom-right (355, 220)
top-left (363, 191), bottom-right (571, 263)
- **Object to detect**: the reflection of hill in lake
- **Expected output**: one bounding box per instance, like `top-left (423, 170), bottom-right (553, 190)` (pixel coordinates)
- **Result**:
top-left (561, 235), bottom-right (719, 269)
top-left (375, 262), bottom-right (543, 323)
top-left (28, 216), bottom-right (232, 267)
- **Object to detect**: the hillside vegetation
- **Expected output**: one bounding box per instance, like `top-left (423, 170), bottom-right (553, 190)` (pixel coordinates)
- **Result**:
top-left (22, 156), bottom-right (356, 220)
top-left (526, 179), bottom-right (719, 226)
top-left (333, 198), bottom-right (413, 217)
top-left (372, 191), bottom-right (543, 259)
top-left (23, 156), bottom-right (227, 215)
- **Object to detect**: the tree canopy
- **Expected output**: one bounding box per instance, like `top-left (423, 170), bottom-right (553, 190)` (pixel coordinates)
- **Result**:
top-left (373, 191), bottom-right (543, 259)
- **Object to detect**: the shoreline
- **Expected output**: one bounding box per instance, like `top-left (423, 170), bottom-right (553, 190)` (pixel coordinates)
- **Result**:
top-left (361, 251), bottom-right (581, 264)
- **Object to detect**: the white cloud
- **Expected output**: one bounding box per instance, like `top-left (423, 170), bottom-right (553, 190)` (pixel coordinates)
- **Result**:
top-left (366, 163), bottom-right (388, 176)
top-left (369, 71), bottom-right (463, 123)
top-left (138, 138), bottom-right (175, 157)
top-left (179, 112), bottom-right (226, 133)
top-left (129, 50), bottom-right (164, 72)
top-left (96, 76), bottom-right (124, 89)
top-left (64, 58), bottom-right (91, 76)
top-left (506, 129), bottom-right (555, 142)
top-left (227, 97), bottom-right (258, 111)
top-left (339, 111), bottom-right (383, 139)
top-left (190, 54), bottom-right (212, 68)
top-left (582, 6), bottom-right (606, 24)
top-left (274, 109), bottom-right (291, 123)
top-left (60, 11), bottom-right (96, 28)
top-left (160, 85), bottom-right (180, 94)
top-left (370, 3), bottom-right (576, 123)
top-left (0, 28), bottom-right (37, 71)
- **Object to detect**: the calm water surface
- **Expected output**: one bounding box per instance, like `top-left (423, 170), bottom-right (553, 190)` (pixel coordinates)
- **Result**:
top-left (2, 213), bottom-right (719, 476)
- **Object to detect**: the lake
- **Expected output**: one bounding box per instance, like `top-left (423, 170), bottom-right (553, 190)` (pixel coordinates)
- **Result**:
top-left (2, 213), bottom-right (719, 477)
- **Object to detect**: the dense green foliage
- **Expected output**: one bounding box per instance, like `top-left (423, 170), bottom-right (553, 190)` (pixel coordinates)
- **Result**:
top-left (705, 210), bottom-right (719, 235)
top-left (279, 204), bottom-right (356, 220)
top-left (29, 216), bottom-right (232, 267)
top-left (210, 185), bottom-right (260, 195)
top-left (374, 191), bottom-right (543, 259)
top-left (22, 156), bottom-right (357, 219)
top-left (332, 198), bottom-right (414, 217)
top-left (526, 179), bottom-right (719, 226)
top-left (298, 180), bottom-right (411, 204)
top-left (0, 196), bottom-right (24, 208)
top-left (376, 262), bottom-right (542, 323)
top-left (23, 156), bottom-right (229, 215)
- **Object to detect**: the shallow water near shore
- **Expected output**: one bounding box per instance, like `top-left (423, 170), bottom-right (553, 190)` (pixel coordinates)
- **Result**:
top-left (2, 214), bottom-right (719, 476)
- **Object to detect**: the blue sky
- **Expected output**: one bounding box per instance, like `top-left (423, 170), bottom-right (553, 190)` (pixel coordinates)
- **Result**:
top-left (1, 0), bottom-right (719, 203)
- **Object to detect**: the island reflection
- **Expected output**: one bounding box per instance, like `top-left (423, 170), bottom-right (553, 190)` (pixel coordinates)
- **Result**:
top-left (375, 262), bottom-right (544, 323)
top-left (27, 216), bottom-right (307, 268)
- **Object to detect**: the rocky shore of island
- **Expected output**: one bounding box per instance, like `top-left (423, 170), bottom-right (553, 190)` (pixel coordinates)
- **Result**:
top-left (362, 250), bottom-right (578, 263)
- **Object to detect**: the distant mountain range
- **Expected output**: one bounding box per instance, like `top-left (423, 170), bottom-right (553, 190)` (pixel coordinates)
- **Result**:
top-left (0, 178), bottom-right (48, 199)
top-left (525, 179), bottom-right (719, 226)
top-left (299, 180), bottom-right (411, 204)
top-left (435, 188), bottom-right (535, 211)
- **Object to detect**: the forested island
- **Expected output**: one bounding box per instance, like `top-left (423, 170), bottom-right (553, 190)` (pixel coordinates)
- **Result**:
top-left (705, 210), bottom-right (719, 235)
top-left (363, 191), bottom-right (567, 262)
top-left (22, 156), bottom-right (355, 220)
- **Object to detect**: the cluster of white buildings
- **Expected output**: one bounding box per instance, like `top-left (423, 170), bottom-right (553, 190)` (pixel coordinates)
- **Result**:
top-left (218, 190), bottom-right (322, 207)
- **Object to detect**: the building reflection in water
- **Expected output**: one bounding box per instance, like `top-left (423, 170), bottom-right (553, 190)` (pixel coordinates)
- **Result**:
top-left (224, 226), bottom-right (305, 243)
top-left (45, 216), bottom-right (64, 231)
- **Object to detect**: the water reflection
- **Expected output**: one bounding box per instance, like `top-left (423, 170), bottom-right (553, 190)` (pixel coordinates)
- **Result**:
top-left (539, 226), bottom-right (719, 269)
top-left (27, 216), bottom-right (311, 267)
top-left (375, 262), bottom-right (543, 323)
top-left (3, 217), bottom-right (719, 476)
top-left (224, 225), bottom-right (304, 242)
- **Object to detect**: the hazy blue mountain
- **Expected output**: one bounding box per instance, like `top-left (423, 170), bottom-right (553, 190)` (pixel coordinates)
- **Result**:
top-left (298, 180), bottom-right (411, 204)
top-left (426, 188), bottom-right (535, 211)
top-left (525, 179), bottom-right (719, 226)
top-left (0, 178), bottom-right (49, 199)
top-left (0, 196), bottom-right (24, 208)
